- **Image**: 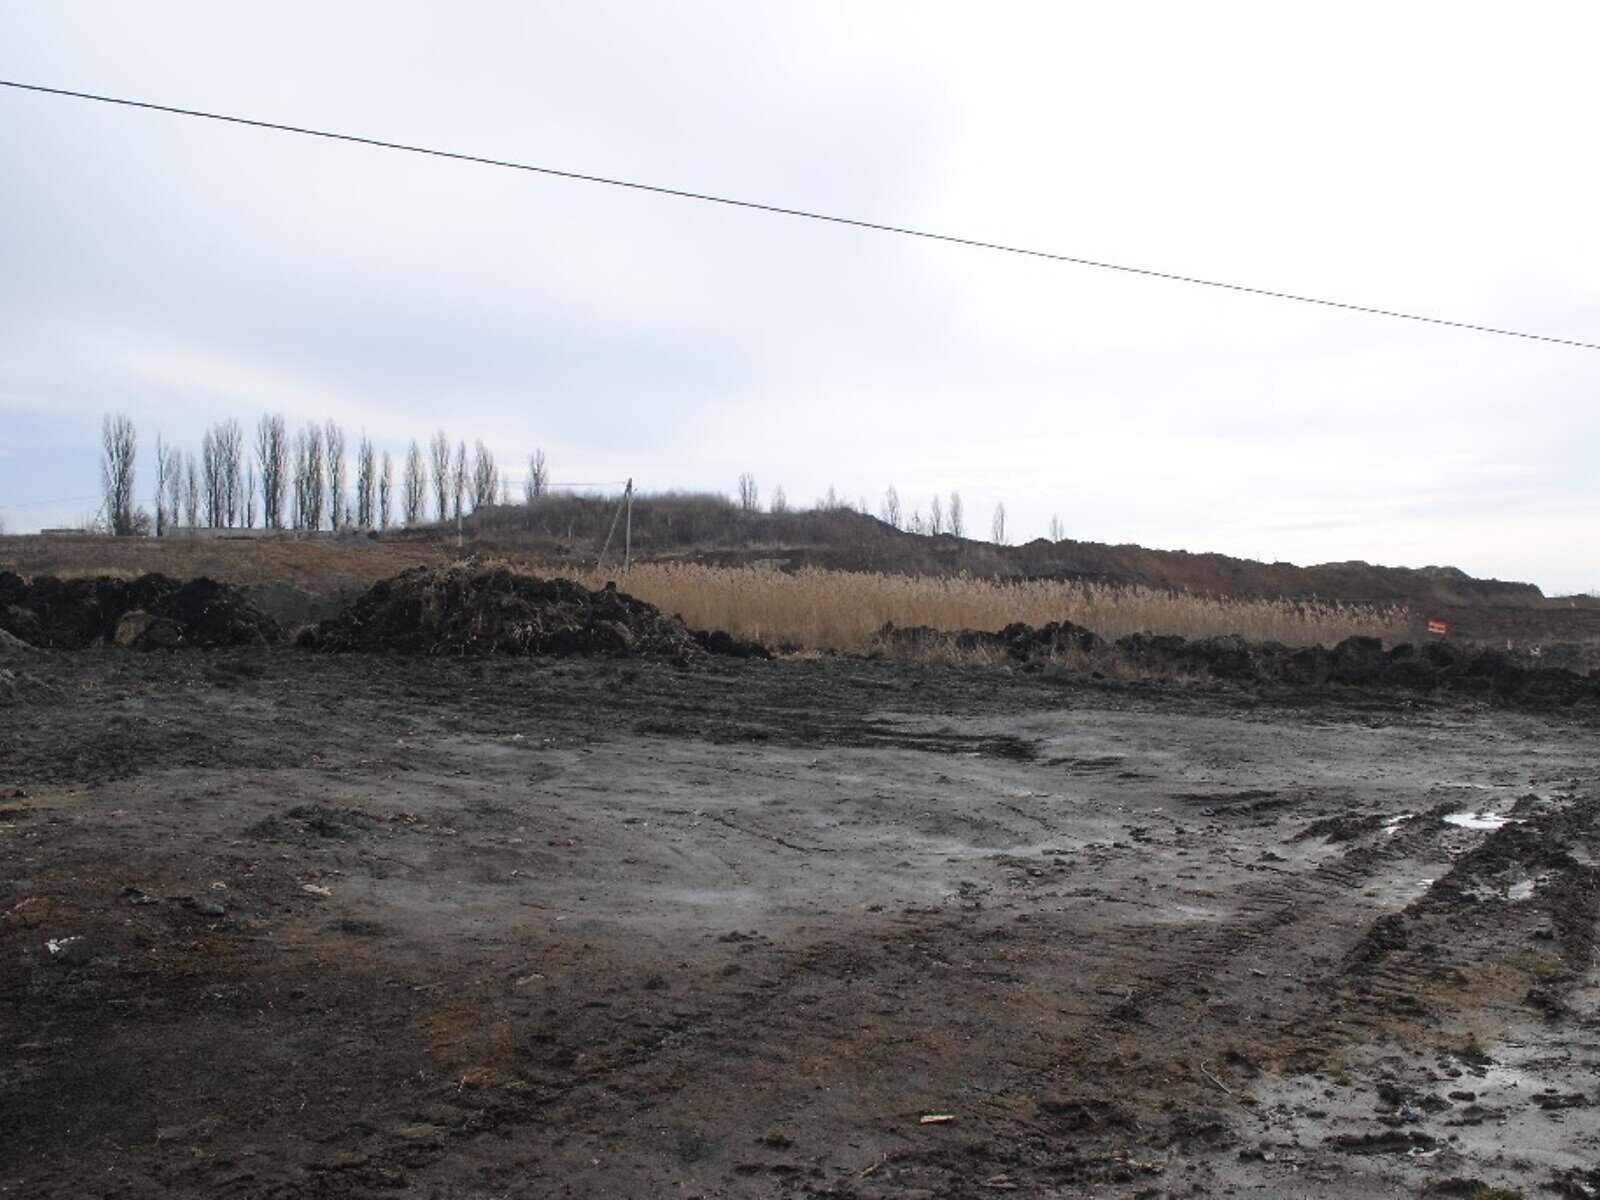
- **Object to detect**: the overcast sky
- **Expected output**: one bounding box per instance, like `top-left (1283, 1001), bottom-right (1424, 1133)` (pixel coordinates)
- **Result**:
top-left (2, 2), bottom-right (1596, 593)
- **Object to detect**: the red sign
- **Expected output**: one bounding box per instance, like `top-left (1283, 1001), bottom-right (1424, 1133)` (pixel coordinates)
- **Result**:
top-left (1426, 620), bottom-right (1449, 636)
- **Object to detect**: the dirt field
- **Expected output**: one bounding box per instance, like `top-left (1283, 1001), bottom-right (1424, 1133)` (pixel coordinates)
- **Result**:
top-left (4, 648), bottom-right (1599, 1198)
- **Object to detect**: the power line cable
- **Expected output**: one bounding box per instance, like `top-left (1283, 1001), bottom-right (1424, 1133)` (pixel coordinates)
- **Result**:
top-left (3, 77), bottom-right (1597, 352)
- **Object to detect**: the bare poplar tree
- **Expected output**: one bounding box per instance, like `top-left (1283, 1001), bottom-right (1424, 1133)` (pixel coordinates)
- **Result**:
top-left (221, 419), bottom-right (244, 526)
top-left (221, 419), bottom-right (245, 525)
top-left (197, 422), bottom-right (239, 527)
top-left (403, 440), bottom-right (425, 525)
top-left (991, 501), bottom-right (1007, 546)
top-left (880, 485), bottom-right (902, 530)
top-left (101, 414), bottom-right (138, 535)
top-left (201, 427), bottom-right (224, 527)
top-left (324, 421), bottom-right (347, 530)
top-left (429, 430), bottom-right (451, 520)
top-left (291, 429), bottom-right (310, 530)
top-left (929, 494), bottom-right (944, 535)
top-left (355, 436), bottom-right (376, 529)
top-left (770, 485), bottom-right (788, 514)
top-left (949, 491), bottom-right (964, 538)
top-left (183, 452), bottom-right (200, 528)
top-left (244, 463), bottom-right (257, 528)
top-left (378, 451), bottom-right (394, 530)
top-left (153, 436), bottom-right (173, 536)
top-left (307, 424), bottom-right (326, 530)
top-left (293, 424), bottom-right (325, 530)
top-left (524, 448), bottom-right (548, 501)
top-left (164, 449), bottom-right (183, 532)
top-left (160, 444), bottom-right (182, 534)
top-left (256, 414), bottom-right (287, 529)
top-left (471, 440), bottom-right (498, 509)
top-left (450, 440), bottom-right (467, 521)
top-left (736, 473), bottom-right (759, 513)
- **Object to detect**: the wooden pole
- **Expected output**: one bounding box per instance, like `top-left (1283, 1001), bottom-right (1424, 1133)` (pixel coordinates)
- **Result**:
top-left (623, 479), bottom-right (633, 571)
top-left (598, 483), bottom-right (627, 569)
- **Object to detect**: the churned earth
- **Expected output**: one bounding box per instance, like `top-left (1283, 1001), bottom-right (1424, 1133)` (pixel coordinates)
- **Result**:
top-left (2, 647), bottom-right (1598, 1198)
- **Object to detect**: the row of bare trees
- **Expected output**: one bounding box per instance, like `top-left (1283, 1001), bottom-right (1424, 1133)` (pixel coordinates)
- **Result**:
top-left (878, 488), bottom-right (1058, 546)
top-left (875, 487), bottom-right (973, 539)
top-left (736, 474), bottom-right (1027, 545)
top-left (737, 475), bottom-right (1057, 547)
top-left (100, 413), bottom-right (551, 536)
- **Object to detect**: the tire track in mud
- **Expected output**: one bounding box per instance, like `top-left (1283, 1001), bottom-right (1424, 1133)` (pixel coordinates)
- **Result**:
top-left (372, 919), bottom-right (997, 1194)
top-left (444, 796), bottom-right (1584, 1192)
top-left (428, 790), bottom-right (1600, 1195)
top-left (1334, 789), bottom-right (1600, 1036)
top-left (403, 881), bottom-right (1233, 1195)
top-left (1100, 809), bottom-right (1466, 1031)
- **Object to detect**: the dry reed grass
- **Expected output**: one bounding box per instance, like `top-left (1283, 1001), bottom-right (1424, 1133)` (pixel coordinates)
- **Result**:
top-left (5, 536), bottom-right (1413, 654)
top-left (575, 563), bottom-right (1412, 653)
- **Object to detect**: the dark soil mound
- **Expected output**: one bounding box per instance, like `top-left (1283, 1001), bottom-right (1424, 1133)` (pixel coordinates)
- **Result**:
top-left (690, 628), bottom-right (773, 659)
top-left (876, 621), bottom-right (1600, 706)
top-left (880, 620), bottom-right (1107, 661)
top-left (0, 571), bottom-right (283, 650)
top-left (999, 620), bottom-right (1106, 658)
top-left (1120, 633), bottom-right (1600, 705)
top-left (300, 565), bottom-right (707, 658)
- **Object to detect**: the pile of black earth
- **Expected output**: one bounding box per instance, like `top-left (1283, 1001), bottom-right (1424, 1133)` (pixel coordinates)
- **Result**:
top-left (0, 571), bottom-right (284, 650)
top-left (876, 622), bottom-right (1599, 706)
top-left (300, 564), bottom-right (765, 659)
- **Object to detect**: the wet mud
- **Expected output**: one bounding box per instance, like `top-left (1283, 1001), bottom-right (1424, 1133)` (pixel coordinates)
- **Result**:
top-left (2, 650), bottom-right (1598, 1198)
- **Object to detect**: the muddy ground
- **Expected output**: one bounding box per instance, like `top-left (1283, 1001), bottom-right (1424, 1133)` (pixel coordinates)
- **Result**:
top-left (3, 650), bottom-right (1599, 1199)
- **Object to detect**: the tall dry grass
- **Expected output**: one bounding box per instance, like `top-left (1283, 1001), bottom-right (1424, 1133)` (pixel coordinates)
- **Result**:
top-left (5, 535), bottom-right (1414, 653)
top-left (574, 563), bottom-right (1412, 652)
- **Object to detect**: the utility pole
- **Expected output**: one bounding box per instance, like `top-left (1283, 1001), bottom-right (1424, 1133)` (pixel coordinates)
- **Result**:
top-left (598, 478), bottom-right (633, 571)
top-left (623, 478), bottom-right (633, 571)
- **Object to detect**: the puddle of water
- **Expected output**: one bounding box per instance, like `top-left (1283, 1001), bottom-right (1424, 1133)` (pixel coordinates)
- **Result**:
top-left (1444, 812), bottom-right (1518, 831)
top-left (1170, 902), bottom-right (1227, 920)
top-left (1383, 814), bottom-right (1415, 836)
